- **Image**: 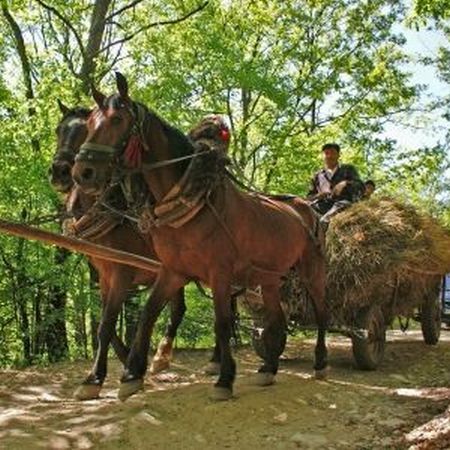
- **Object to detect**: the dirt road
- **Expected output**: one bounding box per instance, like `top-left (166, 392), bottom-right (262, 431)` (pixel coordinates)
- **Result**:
top-left (0, 330), bottom-right (449, 449)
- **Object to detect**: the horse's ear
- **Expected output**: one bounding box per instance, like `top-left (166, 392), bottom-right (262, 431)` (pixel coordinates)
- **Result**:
top-left (57, 99), bottom-right (70, 115)
top-left (115, 71), bottom-right (129, 101)
top-left (91, 85), bottom-right (106, 108)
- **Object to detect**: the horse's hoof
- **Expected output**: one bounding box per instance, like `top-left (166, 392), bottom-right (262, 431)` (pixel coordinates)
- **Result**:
top-left (149, 358), bottom-right (170, 375)
top-left (314, 367), bottom-right (328, 380)
top-left (210, 386), bottom-right (233, 401)
top-left (118, 378), bottom-right (144, 402)
top-left (253, 372), bottom-right (275, 386)
top-left (203, 362), bottom-right (220, 376)
top-left (74, 383), bottom-right (102, 401)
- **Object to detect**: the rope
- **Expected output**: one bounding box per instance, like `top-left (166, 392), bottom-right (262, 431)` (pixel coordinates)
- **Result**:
top-left (140, 149), bottom-right (216, 171)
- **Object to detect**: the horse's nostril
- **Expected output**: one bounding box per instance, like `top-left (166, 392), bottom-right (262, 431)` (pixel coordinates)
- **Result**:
top-left (61, 165), bottom-right (70, 177)
top-left (81, 167), bottom-right (95, 182)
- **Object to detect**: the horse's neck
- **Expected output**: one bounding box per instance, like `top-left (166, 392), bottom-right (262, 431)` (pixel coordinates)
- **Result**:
top-left (142, 119), bottom-right (188, 202)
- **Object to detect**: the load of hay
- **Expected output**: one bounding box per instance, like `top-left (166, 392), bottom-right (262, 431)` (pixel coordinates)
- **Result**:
top-left (324, 197), bottom-right (450, 323)
top-left (243, 197), bottom-right (450, 327)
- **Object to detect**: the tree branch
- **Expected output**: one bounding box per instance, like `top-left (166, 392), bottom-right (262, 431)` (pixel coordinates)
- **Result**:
top-left (97, 1), bottom-right (209, 56)
top-left (34, 0), bottom-right (85, 57)
top-left (105, 0), bottom-right (144, 22)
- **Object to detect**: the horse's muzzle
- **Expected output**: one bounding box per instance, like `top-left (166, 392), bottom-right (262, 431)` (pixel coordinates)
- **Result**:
top-left (49, 161), bottom-right (73, 193)
top-left (72, 161), bottom-right (106, 195)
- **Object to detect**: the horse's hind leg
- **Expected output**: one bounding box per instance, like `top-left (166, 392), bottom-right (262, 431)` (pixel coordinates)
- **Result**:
top-left (254, 283), bottom-right (287, 386)
top-left (203, 338), bottom-right (221, 375)
top-left (210, 277), bottom-right (236, 400)
top-left (150, 288), bottom-right (186, 374)
top-left (300, 257), bottom-right (329, 378)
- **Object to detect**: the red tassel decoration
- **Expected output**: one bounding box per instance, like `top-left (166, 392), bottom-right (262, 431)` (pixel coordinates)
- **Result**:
top-left (124, 134), bottom-right (144, 168)
top-left (220, 128), bottom-right (230, 142)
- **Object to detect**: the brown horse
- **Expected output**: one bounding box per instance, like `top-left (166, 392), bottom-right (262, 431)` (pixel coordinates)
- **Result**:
top-left (72, 72), bottom-right (328, 401)
top-left (51, 102), bottom-right (216, 400)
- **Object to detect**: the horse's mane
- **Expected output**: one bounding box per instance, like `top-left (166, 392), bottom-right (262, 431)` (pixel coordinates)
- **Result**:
top-left (62, 107), bottom-right (91, 121)
top-left (134, 100), bottom-right (196, 174)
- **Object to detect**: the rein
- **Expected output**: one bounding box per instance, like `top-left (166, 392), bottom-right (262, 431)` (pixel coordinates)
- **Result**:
top-left (140, 150), bottom-right (216, 171)
top-left (78, 141), bottom-right (215, 172)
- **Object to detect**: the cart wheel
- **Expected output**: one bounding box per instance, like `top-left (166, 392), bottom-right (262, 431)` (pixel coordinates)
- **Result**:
top-left (351, 305), bottom-right (386, 370)
top-left (421, 293), bottom-right (441, 345)
top-left (251, 321), bottom-right (266, 360)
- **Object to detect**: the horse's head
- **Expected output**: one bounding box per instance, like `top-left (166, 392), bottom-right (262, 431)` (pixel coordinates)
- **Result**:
top-left (72, 72), bottom-right (142, 195)
top-left (50, 100), bottom-right (91, 193)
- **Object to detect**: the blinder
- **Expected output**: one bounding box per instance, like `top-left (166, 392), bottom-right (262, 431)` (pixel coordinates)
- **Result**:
top-left (75, 102), bottom-right (144, 165)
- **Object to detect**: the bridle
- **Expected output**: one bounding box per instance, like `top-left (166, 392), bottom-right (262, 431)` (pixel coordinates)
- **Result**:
top-left (54, 146), bottom-right (77, 165)
top-left (74, 101), bottom-right (215, 172)
top-left (75, 102), bottom-right (143, 165)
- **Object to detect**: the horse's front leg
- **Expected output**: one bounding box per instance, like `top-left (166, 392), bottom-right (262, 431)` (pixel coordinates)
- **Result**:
top-left (254, 283), bottom-right (287, 386)
top-left (150, 288), bottom-right (186, 374)
top-left (210, 277), bottom-right (236, 400)
top-left (74, 273), bottom-right (133, 400)
top-left (119, 269), bottom-right (187, 401)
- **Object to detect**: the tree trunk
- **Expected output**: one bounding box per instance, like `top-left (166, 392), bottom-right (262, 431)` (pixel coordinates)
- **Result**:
top-left (240, 87), bottom-right (252, 167)
top-left (1, 2), bottom-right (40, 153)
top-left (32, 287), bottom-right (44, 358)
top-left (15, 288), bottom-right (31, 364)
top-left (44, 248), bottom-right (69, 362)
top-left (79, 0), bottom-right (113, 94)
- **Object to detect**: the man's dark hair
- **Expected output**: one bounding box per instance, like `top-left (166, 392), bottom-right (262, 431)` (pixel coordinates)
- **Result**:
top-left (322, 143), bottom-right (340, 153)
top-left (365, 180), bottom-right (375, 188)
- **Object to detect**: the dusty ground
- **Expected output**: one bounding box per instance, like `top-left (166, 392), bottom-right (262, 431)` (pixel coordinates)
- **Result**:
top-left (0, 330), bottom-right (449, 450)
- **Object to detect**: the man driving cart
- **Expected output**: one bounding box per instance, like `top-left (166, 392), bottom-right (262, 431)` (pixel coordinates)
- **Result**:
top-left (307, 143), bottom-right (365, 225)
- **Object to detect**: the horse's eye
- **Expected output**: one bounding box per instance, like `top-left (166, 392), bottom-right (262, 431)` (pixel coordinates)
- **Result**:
top-left (111, 116), bottom-right (123, 125)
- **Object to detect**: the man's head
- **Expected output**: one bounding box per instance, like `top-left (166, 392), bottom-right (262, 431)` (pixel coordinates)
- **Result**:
top-left (322, 143), bottom-right (340, 169)
top-left (364, 180), bottom-right (376, 198)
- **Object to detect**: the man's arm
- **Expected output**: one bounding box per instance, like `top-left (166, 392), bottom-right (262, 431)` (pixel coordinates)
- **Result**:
top-left (345, 165), bottom-right (365, 199)
top-left (307, 173), bottom-right (330, 201)
top-left (307, 175), bottom-right (318, 200)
